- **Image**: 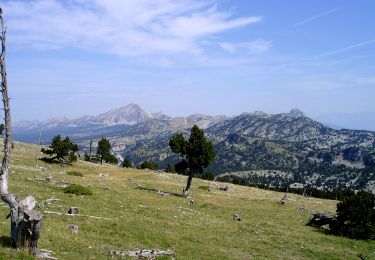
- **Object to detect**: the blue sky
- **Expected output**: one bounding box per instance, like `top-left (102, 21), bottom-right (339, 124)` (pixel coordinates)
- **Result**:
top-left (2, 0), bottom-right (375, 121)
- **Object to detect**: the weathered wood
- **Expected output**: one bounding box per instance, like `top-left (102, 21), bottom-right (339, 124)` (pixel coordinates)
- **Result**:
top-left (109, 248), bottom-right (175, 258)
top-left (182, 171), bottom-right (193, 197)
top-left (38, 197), bottom-right (60, 208)
top-left (34, 249), bottom-right (57, 260)
top-left (89, 138), bottom-right (93, 161)
top-left (0, 7), bottom-right (11, 195)
top-left (44, 210), bottom-right (111, 220)
top-left (279, 188), bottom-right (288, 204)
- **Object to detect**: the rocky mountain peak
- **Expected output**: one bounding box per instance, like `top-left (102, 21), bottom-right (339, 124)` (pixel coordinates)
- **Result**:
top-left (96, 103), bottom-right (152, 125)
top-left (288, 108), bottom-right (305, 118)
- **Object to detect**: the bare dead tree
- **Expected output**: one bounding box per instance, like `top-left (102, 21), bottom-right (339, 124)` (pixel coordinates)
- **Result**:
top-left (0, 8), bottom-right (54, 258)
top-left (35, 129), bottom-right (42, 168)
top-left (89, 138), bottom-right (93, 161)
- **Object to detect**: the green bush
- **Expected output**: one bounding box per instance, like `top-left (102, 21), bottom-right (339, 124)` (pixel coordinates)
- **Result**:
top-left (139, 161), bottom-right (158, 170)
top-left (67, 171), bottom-right (84, 177)
top-left (330, 191), bottom-right (375, 240)
top-left (165, 163), bottom-right (175, 173)
top-left (122, 157), bottom-right (133, 168)
top-left (63, 184), bottom-right (92, 195)
top-left (198, 185), bottom-right (209, 190)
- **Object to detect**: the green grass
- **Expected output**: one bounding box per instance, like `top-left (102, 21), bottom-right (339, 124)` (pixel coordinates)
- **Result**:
top-left (67, 171), bottom-right (84, 177)
top-left (0, 141), bottom-right (374, 259)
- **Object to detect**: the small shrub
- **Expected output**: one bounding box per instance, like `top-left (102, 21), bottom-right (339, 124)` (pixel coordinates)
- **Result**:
top-left (122, 157), bottom-right (133, 168)
top-left (165, 163), bottom-right (175, 173)
top-left (67, 171), bottom-right (84, 177)
top-left (139, 161), bottom-right (158, 170)
top-left (64, 184), bottom-right (92, 195)
top-left (198, 185), bottom-right (209, 190)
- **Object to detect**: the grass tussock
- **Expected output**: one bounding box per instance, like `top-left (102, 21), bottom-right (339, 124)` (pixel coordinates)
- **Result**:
top-left (67, 171), bottom-right (84, 177)
top-left (63, 184), bottom-right (92, 195)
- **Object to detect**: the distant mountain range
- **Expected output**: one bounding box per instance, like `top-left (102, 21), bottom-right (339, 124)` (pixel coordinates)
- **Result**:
top-left (13, 104), bottom-right (375, 192)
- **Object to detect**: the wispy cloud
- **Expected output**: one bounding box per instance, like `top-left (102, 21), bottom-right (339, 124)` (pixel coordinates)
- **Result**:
top-left (3, 0), bottom-right (262, 61)
top-left (311, 38), bottom-right (375, 60)
top-left (294, 7), bottom-right (342, 27)
top-left (219, 40), bottom-right (271, 54)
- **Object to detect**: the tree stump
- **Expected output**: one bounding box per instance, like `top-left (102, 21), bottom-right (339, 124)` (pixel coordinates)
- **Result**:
top-left (1, 194), bottom-right (43, 254)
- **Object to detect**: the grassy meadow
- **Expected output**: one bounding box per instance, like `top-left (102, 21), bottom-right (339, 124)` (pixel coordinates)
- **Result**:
top-left (0, 141), bottom-right (374, 259)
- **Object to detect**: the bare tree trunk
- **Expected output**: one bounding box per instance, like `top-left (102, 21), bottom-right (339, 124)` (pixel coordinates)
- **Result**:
top-left (0, 8), bottom-right (11, 196)
top-left (35, 130), bottom-right (42, 168)
top-left (183, 169), bottom-right (193, 197)
top-left (0, 8), bottom-right (48, 257)
top-left (89, 138), bottom-right (93, 161)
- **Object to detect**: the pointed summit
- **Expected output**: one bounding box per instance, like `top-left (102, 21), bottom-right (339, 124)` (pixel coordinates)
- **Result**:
top-left (288, 108), bottom-right (305, 118)
top-left (96, 103), bottom-right (152, 125)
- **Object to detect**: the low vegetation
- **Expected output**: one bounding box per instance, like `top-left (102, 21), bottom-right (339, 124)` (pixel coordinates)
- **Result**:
top-left (67, 171), bottom-right (84, 177)
top-left (63, 184), bottom-right (93, 195)
top-left (139, 160), bottom-right (158, 170)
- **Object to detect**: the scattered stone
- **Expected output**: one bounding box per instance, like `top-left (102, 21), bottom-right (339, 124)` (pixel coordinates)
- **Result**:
top-left (219, 185), bottom-right (229, 191)
top-left (105, 187), bottom-right (110, 191)
top-left (68, 224), bottom-right (79, 234)
top-left (208, 184), bottom-right (212, 192)
top-left (306, 212), bottom-right (337, 228)
top-left (188, 199), bottom-right (195, 205)
top-left (157, 190), bottom-right (170, 196)
top-left (233, 214), bottom-right (241, 221)
top-left (68, 207), bottom-right (80, 215)
top-left (46, 174), bottom-right (53, 182)
top-left (59, 170), bottom-right (65, 175)
top-left (99, 173), bottom-right (108, 177)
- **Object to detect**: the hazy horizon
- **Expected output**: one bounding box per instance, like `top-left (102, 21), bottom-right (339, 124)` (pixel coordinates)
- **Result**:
top-left (2, 0), bottom-right (375, 123)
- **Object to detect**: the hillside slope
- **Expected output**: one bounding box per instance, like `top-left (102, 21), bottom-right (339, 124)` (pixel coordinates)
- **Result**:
top-left (0, 142), bottom-right (374, 259)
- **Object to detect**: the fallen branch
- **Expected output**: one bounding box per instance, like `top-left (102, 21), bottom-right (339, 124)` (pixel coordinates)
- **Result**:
top-left (34, 249), bottom-right (57, 260)
top-left (109, 248), bottom-right (175, 258)
top-left (44, 210), bottom-right (110, 220)
top-left (38, 197), bottom-right (60, 208)
top-left (27, 176), bottom-right (73, 187)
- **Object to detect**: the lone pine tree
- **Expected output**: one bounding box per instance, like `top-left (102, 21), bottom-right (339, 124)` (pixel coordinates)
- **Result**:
top-left (41, 135), bottom-right (78, 164)
top-left (97, 137), bottom-right (118, 165)
top-left (169, 125), bottom-right (215, 197)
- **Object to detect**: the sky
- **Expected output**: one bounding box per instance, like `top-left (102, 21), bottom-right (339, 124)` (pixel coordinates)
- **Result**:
top-left (2, 0), bottom-right (375, 121)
